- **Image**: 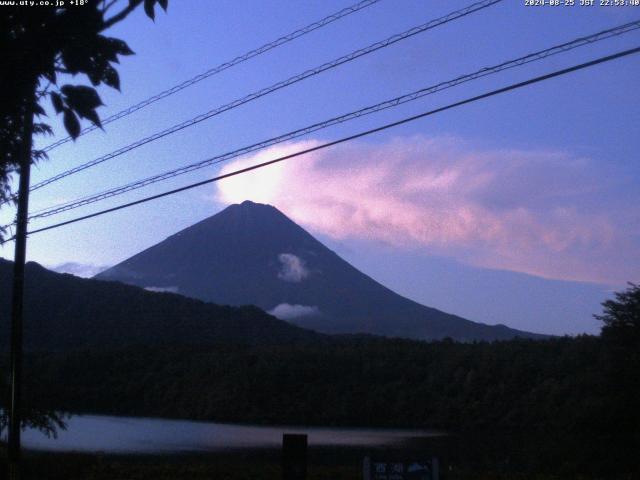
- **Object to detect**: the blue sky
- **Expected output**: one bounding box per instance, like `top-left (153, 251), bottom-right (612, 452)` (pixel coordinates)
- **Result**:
top-left (1, 0), bottom-right (639, 335)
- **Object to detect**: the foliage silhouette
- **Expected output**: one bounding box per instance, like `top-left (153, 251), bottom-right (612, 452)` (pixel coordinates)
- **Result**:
top-left (595, 282), bottom-right (640, 438)
top-left (0, 0), bottom-right (168, 227)
top-left (596, 282), bottom-right (640, 342)
top-left (0, 0), bottom-right (169, 437)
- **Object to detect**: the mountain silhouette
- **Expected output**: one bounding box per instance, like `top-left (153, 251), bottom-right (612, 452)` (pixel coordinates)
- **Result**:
top-left (96, 201), bottom-right (545, 341)
top-left (0, 258), bottom-right (322, 351)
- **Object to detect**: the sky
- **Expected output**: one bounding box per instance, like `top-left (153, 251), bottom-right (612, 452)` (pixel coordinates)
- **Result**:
top-left (1, 0), bottom-right (639, 335)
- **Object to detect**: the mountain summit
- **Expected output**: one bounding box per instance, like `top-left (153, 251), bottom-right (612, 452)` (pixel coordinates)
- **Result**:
top-left (96, 201), bottom-right (543, 341)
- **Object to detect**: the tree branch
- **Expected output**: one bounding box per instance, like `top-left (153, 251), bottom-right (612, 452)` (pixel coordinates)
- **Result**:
top-left (36, 81), bottom-right (52, 99)
top-left (102, 0), bottom-right (119, 15)
top-left (101, 0), bottom-right (143, 31)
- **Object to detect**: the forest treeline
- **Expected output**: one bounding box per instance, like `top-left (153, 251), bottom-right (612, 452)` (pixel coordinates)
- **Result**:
top-left (1, 282), bottom-right (638, 478)
top-left (0, 333), bottom-right (638, 478)
top-left (13, 334), bottom-right (637, 435)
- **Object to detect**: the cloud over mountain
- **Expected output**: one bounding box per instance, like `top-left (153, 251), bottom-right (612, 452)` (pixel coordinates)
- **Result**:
top-left (277, 253), bottom-right (309, 282)
top-left (145, 286), bottom-right (180, 293)
top-left (216, 136), bottom-right (639, 285)
top-left (268, 303), bottom-right (320, 320)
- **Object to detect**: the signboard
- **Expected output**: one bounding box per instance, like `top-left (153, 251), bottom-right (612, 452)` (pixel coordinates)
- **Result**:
top-left (282, 433), bottom-right (307, 480)
top-left (363, 457), bottom-right (439, 480)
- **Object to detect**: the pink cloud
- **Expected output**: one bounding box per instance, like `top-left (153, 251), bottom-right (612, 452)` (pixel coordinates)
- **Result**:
top-left (216, 136), bottom-right (638, 285)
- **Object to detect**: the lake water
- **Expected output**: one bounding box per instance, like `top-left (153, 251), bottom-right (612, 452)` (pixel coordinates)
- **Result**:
top-left (18, 414), bottom-right (441, 454)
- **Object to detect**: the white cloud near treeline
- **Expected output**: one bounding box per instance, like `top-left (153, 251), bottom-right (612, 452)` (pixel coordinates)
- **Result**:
top-left (277, 253), bottom-right (309, 282)
top-left (268, 303), bottom-right (320, 320)
top-left (145, 286), bottom-right (180, 293)
top-left (49, 262), bottom-right (109, 278)
top-left (216, 136), bottom-right (639, 285)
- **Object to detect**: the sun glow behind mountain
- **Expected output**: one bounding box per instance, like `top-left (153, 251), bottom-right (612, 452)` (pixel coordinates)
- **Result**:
top-left (215, 137), bottom-right (637, 286)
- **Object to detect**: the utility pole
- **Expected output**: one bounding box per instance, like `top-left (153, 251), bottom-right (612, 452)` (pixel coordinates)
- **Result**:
top-left (8, 81), bottom-right (36, 480)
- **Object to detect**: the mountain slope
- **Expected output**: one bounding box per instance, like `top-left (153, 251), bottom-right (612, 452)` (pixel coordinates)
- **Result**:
top-left (0, 258), bottom-right (322, 352)
top-left (96, 201), bottom-right (543, 341)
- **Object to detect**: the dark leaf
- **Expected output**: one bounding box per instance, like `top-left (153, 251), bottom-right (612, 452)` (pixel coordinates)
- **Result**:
top-left (61, 85), bottom-right (103, 111)
top-left (60, 86), bottom-right (104, 128)
top-left (43, 67), bottom-right (57, 85)
top-left (102, 65), bottom-right (120, 90)
top-left (31, 149), bottom-right (49, 163)
top-left (33, 103), bottom-right (46, 117)
top-left (105, 37), bottom-right (134, 56)
top-left (87, 68), bottom-right (102, 86)
top-left (51, 93), bottom-right (65, 114)
top-left (158, 0), bottom-right (168, 11)
top-left (84, 109), bottom-right (103, 129)
top-left (94, 35), bottom-right (120, 63)
top-left (60, 46), bottom-right (92, 74)
top-left (62, 3), bottom-right (103, 33)
top-left (144, 0), bottom-right (155, 20)
top-left (63, 109), bottom-right (81, 139)
top-left (33, 123), bottom-right (53, 136)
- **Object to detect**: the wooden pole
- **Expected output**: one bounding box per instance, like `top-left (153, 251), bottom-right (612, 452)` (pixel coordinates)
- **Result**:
top-left (8, 81), bottom-right (35, 480)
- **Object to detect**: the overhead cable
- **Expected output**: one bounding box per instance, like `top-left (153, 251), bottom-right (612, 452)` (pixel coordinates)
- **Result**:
top-left (41, 0), bottom-right (385, 152)
top-left (7, 45), bottom-right (636, 242)
top-left (28, 20), bottom-right (640, 220)
top-left (28, 0), bottom-right (503, 193)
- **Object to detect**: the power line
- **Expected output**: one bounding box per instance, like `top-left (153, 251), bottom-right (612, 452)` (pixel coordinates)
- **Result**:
top-left (8, 45), bottom-right (637, 242)
top-left (41, 0), bottom-right (384, 152)
top-left (27, 19), bottom-right (640, 220)
top-left (27, 0), bottom-right (503, 193)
